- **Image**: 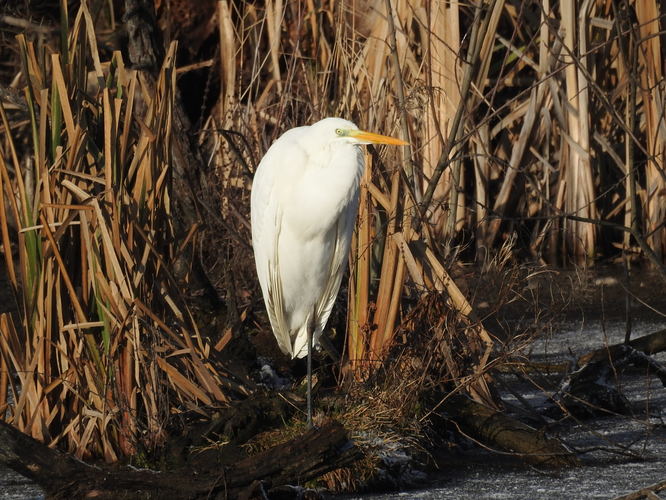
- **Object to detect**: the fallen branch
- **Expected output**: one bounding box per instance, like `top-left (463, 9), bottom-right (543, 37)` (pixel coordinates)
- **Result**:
top-left (577, 328), bottom-right (666, 367)
top-left (441, 395), bottom-right (578, 467)
top-left (551, 336), bottom-right (666, 417)
top-left (612, 479), bottom-right (666, 500)
top-left (0, 419), bottom-right (359, 499)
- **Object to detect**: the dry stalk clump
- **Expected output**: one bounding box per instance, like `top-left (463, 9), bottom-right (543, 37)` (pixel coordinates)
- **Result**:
top-left (237, 381), bottom-right (428, 493)
top-left (0, 3), bottom-right (237, 461)
top-left (323, 290), bottom-right (495, 491)
top-left (319, 288), bottom-right (493, 492)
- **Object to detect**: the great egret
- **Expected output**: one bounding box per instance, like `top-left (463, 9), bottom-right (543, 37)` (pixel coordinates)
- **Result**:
top-left (251, 117), bottom-right (407, 425)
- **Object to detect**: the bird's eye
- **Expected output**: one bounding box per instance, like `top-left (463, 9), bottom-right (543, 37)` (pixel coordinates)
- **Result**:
top-left (335, 128), bottom-right (344, 136)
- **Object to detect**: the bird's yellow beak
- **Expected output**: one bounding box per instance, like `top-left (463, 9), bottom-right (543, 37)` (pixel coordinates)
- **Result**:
top-left (349, 129), bottom-right (409, 146)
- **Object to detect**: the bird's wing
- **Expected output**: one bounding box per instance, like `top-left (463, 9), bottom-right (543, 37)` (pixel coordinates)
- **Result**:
top-left (251, 131), bottom-right (307, 357)
top-left (264, 210), bottom-right (294, 356)
top-left (290, 192), bottom-right (358, 359)
top-left (315, 190), bottom-right (359, 336)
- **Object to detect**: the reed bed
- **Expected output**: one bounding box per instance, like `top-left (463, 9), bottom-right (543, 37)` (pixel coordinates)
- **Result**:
top-left (0, 2), bottom-right (238, 461)
top-left (0, 0), bottom-right (665, 467)
top-left (206, 0), bottom-right (666, 380)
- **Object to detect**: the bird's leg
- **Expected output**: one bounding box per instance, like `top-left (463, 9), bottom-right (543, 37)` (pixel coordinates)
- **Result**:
top-left (306, 317), bottom-right (313, 428)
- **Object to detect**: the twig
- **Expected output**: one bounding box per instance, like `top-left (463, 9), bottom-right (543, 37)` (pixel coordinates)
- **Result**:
top-left (0, 15), bottom-right (56, 34)
top-left (383, 0), bottom-right (418, 202)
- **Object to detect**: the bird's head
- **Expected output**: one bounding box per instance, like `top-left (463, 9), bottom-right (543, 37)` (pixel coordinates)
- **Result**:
top-left (311, 117), bottom-right (409, 147)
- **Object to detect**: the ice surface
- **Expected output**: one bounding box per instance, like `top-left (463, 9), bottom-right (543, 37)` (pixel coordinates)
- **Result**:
top-left (338, 320), bottom-right (666, 499)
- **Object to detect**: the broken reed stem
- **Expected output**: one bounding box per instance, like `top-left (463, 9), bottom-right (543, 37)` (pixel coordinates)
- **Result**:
top-left (612, 0), bottom-right (638, 251)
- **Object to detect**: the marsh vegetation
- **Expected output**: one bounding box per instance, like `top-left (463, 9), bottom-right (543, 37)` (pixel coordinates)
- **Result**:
top-left (0, 1), bottom-right (665, 498)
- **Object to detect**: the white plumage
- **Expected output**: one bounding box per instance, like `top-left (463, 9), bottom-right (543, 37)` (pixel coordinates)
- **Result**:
top-left (251, 117), bottom-right (407, 362)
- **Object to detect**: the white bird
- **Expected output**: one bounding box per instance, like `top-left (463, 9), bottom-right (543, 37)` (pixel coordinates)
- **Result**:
top-left (250, 117), bottom-right (407, 425)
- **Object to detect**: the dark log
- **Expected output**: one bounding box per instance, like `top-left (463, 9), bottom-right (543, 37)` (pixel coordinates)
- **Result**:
top-left (577, 328), bottom-right (666, 367)
top-left (551, 340), bottom-right (666, 418)
top-left (494, 330), bottom-right (666, 378)
top-left (0, 419), bottom-right (359, 499)
top-left (203, 392), bottom-right (298, 445)
top-left (442, 395), bottom-right (579, 468)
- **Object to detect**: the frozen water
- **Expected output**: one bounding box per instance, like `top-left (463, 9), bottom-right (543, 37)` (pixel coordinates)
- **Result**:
top-left (0, 466), bottom-right (43, 500)
top-left (338, 319), bottom-right (666, 499)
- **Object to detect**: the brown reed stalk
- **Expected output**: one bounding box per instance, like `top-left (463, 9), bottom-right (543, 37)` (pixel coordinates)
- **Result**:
top-left (558, 0), bottom-right (596, 261)
top-left (634, 0), bottom-right (666, 259)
